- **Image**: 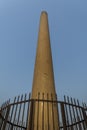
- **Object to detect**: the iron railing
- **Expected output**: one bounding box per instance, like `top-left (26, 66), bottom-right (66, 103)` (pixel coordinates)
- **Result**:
top-left (0, 93), bottom-right (87, 130)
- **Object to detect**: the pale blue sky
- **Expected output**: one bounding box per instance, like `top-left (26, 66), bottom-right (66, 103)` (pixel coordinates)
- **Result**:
top-left (0, 0), bottom-right (87, 105)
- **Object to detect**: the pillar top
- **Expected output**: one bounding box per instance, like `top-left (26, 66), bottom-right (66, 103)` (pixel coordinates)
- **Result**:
top-left (41, 11), bottom-right (48, 16)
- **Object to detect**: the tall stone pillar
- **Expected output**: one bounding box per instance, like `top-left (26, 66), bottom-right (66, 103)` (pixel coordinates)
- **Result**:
top-left (27, 11), bottom-right (59, 130)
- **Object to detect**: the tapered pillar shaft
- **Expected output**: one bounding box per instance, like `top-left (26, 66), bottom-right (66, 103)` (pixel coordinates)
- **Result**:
top-left (32, 11), bottom-right (56, 99)
top-left (27, 11), bottom-right (59, 130)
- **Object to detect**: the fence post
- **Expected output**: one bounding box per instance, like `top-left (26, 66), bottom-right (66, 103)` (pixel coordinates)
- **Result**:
top-left (28, 100), bottom-right (34, 130)
top-left (2, 105), bottom-right (10, 130)
top-left (10, 124), bottom-right (13, 130)
top-left (82, 108), bottom-right (87, 127)
top-left (60, 103), bottom-right (67, 130)
top-left (0, 111), bottom-right (3, 129)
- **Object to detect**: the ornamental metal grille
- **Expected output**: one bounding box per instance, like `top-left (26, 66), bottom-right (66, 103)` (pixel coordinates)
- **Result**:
top-left (0, 93), bottom-right (87, 130)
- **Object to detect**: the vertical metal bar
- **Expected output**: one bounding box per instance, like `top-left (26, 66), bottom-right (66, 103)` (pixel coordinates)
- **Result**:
top-left (82, 102), bottom-right (87, 128)
top-left (33, 98), bottom-right (35, 130)
top-left (8, 97), bottom-right (16, 130)
top-left (70, 97), bottom-right (78, 129)
top-left (22, 94), bottom-right (26, 129)
top-left (42, 93), bottom-right (44, 130)
top-left (3, 102), bottom-right (7, 120)
top-left (13, 95), bottom-right (20, 128)
top-left (3, 100), bottom-right (10, 130)
top-left (16, 94), bottom-right (23, 129)
top-left (0, 103), bottom-right (6, 129)
top-left (0, 112), bottom-right (3, 129)
top-left (51, 94), bottom-right (55, 130)
top-left (55, 94), bottom-right (60, 130)
top-left (2, 105), bottom-right (10, 130)
top-left (74, 99), bottom-right (81, 129)
top-left (67, 96), bottom-right (73, 130)
top-left (60, 103), bottom-right (67, 130)
top-left (31, 100), bottom-right (34, 130)
top-left (26, 93), bottom-right (31, 129)
top-left (10, 125), bottom-right (13, 130)
top-left (28, 94), bottom-right (35, 130)
top-left (64, 96), bottom-right (69, 129)
top-left (77, 99), bottom-right (85, 129)
top-left (82, 102), bottom-right (85, 108)
top-left (47, 93), bottom-right (49, 130)
top-left (36, 93), bottom-right (40, 130)
top-left (85, 103), bottom-right (87, 110)
top-left (82, 108), bottom-right (87, 128)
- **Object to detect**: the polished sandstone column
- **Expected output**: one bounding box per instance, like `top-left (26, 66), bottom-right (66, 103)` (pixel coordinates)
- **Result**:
top-left (27, 11), bottom-right (59, 130)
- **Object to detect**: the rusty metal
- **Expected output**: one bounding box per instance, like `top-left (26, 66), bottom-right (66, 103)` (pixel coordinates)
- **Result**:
top-left (0, 94), bottom-right (87, 130)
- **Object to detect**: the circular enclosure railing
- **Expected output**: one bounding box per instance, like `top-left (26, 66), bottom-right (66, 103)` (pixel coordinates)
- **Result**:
top-left (0, 93), bottom-right (87, 130)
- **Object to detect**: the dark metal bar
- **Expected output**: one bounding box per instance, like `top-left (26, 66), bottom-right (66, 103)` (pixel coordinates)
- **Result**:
top-left (8, 97), bottom-right (16, 130)
top-left (33, 97), bottom-right (35, 130)
top-left (74, 98), bottom-right (82, 129)
top-left (36, 92), bottom-right (40, 130)
top-left (30, 100), bottom-right (35, 130)
top-left (67, 96), bottom-right (73, 130)
top-left (0, 112), bottom-right (3, 129)
top-left (77, 99), bottom-right (85, 129)
top-left (13, 95), bottom-right (20, 129)
top-left (2, 102), bottom-right (9, 130)
top-left (2, 105), bottom-right (10, 130)
top-left (85, 103), bottom-right (87, 111)
top-left (42, 93), bottom-right (44, 130)
top-left (56, 94), bottom-right (60, 130)
top-left (10, 125), bottom-right (13, 130)
top-left (82, 108), bottom-right (87, 128)
top-left (47, 93), bottom-right (49, 130)
top-left (60, 102), bottom-right (67, 130)
top-left (64, 96), bottom-right (69, 129)
top-left (51, 94), bottom-right (55, 130)
top-left (29, 93), bottom-right (35, 130)
top-left (27, 95), bottom-right (34, 130)
top-left (16, 94), bottom-right (23, 129)
top-left (22, 94), bottom-right (27, 128)
top-left (0, 103), bottom-right (7, 129)
top-left (26, 93), bottom-right (31, 129)
top-left (70, 97), bottom-right (78, 129)
top-left (3, 103), bottom-right (7, 120)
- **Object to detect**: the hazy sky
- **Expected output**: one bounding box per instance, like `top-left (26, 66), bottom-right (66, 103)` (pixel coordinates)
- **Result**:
top-left (0, 0), bottom-right (87, 105)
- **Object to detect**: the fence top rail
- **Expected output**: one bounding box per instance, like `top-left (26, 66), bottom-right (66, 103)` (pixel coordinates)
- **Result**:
top-left (1, 95), bottom-right (87, 111)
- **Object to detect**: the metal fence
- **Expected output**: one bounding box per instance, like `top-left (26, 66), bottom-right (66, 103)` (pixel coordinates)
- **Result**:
top-left (0, 93), bottom-right (87, 130)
